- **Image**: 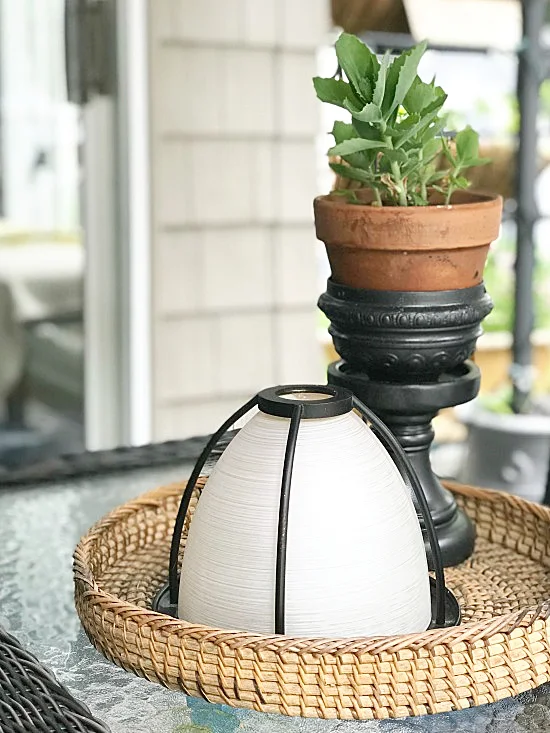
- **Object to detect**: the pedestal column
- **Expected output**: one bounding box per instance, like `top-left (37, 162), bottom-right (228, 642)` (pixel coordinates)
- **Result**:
top-left (319, 281), bottom-right (493, 567)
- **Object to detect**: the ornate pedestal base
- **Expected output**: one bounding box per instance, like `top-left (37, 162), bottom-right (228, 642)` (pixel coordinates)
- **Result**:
top-left (319, 281), bottom-right (493, 568)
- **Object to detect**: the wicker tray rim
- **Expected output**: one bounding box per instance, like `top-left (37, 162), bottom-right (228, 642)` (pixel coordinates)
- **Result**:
top-left (73, 479), bottom-right (550, 653)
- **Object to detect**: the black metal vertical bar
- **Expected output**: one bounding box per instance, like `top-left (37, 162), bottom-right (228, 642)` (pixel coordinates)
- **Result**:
top-left (274, 404), bottom-right (303, 635)
top-left (352, 396), bottom-right (446, 627)
top-left (512, 0), bottom-right (546, 413)
top-left (168, 396), bottom-right (258, 605)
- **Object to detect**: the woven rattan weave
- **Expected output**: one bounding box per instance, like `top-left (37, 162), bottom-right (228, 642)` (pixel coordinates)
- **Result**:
top-left (74, 480), bottom-right (550, 720)
top-left (0, 623), bottom-right (110, 732)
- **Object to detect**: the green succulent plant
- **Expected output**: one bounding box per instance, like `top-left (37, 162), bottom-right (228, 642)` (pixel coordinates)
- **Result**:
top-left (314, 33), bottom-right (490, 206)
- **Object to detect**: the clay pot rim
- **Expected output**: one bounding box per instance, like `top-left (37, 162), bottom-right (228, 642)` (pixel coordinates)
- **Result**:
top-left (314, 189), bottom-right (503, 256)
top-left (314, 190), bottom-right (502, 216)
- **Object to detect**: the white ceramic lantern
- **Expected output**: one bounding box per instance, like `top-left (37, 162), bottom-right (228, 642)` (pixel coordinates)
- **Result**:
top-left (177, 386), bottom-right (432, 638)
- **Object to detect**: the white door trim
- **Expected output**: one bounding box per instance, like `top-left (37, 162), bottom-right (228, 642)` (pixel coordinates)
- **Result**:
top-left (115, 0), bottom-right (152, 446)
top-left (84, 0), bottom-right (152, 449)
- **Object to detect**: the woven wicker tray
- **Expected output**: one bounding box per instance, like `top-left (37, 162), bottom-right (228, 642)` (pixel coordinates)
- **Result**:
top-left (74, 480), bottom-right (550, 721)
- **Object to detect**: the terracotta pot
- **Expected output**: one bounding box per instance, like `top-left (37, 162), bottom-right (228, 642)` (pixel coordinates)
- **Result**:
top-left (314, 191), bottom-right (503, 292)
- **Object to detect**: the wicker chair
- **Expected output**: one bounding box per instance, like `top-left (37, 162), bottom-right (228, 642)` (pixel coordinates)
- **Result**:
top-left (0, 623), bottom-right (110, 733)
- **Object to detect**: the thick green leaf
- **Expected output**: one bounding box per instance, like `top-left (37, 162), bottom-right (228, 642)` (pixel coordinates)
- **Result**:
top-left (453, 175), bottom-right (471, 189)
top-left (313, 77), bottom-right (350, 108)
top-left (401, 148), bottom-right (431, 177)
top-left (422, 137), bottom-right (442, 160)
top-left (396, 113), bottom-right (422, 129)
top-left (401, 154), bottom-right (427, 178)
top-left (410, 192), bottom-right (429, 206)
top-left (335, 33), bottom-right (378, 101)
top-left (331, 189), bottom-right (362, 203)
top-left (329, 162), bottom-right (376, 184)
top-left (393, 41), bottom-right (428, 110)
top-left (382, 149), bottom-right (408, 165)
top-left (347, 101), bottom-right (382, 123)
top-left (351, 118), bottom-right (381, 139)
top-left (403, 78), bottom-right (432, 114)
top-left (331, 121), bottom-right (357, 144)
top-left (332, 122), bottom-right (375, 168)
top-left (382, 40), bottom-right (428, 117)
top-left (421, 117), bottom-right (445, 144)
top-left (394, 107), bottom-right (442, 149)
top-left (422, 90), bottom-right (448, 117)
top-left (426, 170), bottom-right (450, 184)
top-left (377, 155), bottom-right (393, 174)
top-left (341, 92), bottom-right (362, 114)
top-left (373, 51), bottom-right (391, 108)
top-left (382, 123), bottom-right (401, 137)
top-left (455, 126), bottom-right (479, 162)
top-left (403, 77), bottom-right (445, 114)
top-left (329, 138), bottom-right (386, 156)
top-left (465, 156), bottom-right (492, 167)
top-left (403, 157), bottom-right (430, 180)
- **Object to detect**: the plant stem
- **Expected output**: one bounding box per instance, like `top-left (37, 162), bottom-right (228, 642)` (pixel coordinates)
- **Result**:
top-left (384, 135), bottom-right (407, 206)
top-left (373, 187), bottom-right (383, 206)
top-left (418, 150), bottom-right (428, 202)
top-left (445, 172), bottom-right (459, 205)
top-left (442, 138), bottom-right (461, 205)
top-left (391, 162), bottom-right (408, 206)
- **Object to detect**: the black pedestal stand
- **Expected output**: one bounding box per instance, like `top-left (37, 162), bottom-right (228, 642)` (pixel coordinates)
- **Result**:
top-left (319, 280), bottom-right (493, 567)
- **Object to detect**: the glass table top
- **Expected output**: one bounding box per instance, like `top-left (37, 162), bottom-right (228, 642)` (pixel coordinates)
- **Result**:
top-left (1, 460), bottom-right (550, 732)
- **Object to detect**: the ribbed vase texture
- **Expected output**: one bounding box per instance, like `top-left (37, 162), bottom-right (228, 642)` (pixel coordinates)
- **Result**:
top-left (179, 410), bottom-right (431, 637)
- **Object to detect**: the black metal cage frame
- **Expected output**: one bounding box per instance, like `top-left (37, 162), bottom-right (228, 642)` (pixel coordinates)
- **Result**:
top-left (158, 385), bottom-right (459, 634)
